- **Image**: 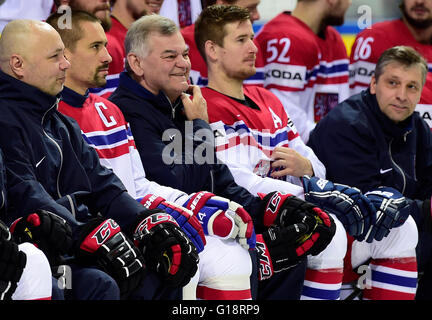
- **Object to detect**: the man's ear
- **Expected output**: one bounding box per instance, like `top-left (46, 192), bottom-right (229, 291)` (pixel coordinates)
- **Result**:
top-left (204, 40), bottom-right (218, 63)
top-left (9, 54), bottom-right (25, 78)
top-left (370, 75), bottom-right (377, 94)
top-left (126, 53), bottom-right (144, 77)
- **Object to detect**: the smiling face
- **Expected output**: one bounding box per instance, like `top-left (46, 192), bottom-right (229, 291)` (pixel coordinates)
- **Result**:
top-left (139, 31), bottom-right (190, 101)
top-left (370, 61), bottom-right (423, 123)
top-left (64, 20), bottom-right (112, 94)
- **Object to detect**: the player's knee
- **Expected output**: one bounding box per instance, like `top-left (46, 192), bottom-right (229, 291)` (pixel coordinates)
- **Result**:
top-left (199, 237), bottom-right (252, 282)
top-left (372, 215), bottom-right (418, 259)
top-left (19, 242), bottom-right (50, 270)
top-left (14, 242), bottom-right (52, 300)
top-left (307, 214), bottom-right (347, 269)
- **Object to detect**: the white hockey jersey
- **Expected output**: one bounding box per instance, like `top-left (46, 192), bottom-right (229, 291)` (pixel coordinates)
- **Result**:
top-left (254, 12), bottom-right (350, 143)
top-left (202, 86), bottom-right (326, 200)
top-left (58, 89), bottom-right (189, 204)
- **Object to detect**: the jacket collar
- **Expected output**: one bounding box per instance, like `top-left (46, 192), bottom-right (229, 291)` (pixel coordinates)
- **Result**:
top-left (60, 86), bottom-right (89, 108)
top-left (362, 88), bottom-right (413, 139)
top-left (0, 69), bottom-right (60, 113)
top-left (118, 71), bottom-right (182, 117)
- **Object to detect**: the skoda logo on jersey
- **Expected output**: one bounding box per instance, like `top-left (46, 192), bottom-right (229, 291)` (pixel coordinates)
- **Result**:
top-left (265, 69), bottom-right (303, 81)
top-left (351, 67), bottom-right (374, 78)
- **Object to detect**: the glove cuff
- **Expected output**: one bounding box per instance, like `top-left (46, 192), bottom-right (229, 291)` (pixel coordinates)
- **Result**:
top-left (261, 192), bottom-right (294, 227)
top-left (139, 194), bottom-right (166, 210)
top-left (75, 217), bottom-right (118, 265)
top-left (183, 191), bottom-right (215, 213)
top-left (256, 234), bottom-right (273, 281)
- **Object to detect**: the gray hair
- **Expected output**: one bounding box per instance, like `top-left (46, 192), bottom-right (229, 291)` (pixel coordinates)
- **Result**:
top-left (124, 14), bottom-right (178, 73)
top-left (375, 45), bottom-right (428, 86)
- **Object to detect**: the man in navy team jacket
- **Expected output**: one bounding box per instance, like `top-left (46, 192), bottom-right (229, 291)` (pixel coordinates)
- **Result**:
top-left (308, 45), bottom-right (432, 299)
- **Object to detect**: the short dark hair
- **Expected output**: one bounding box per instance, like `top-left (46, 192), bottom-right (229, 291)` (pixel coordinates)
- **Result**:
top-left (375, 45), bottom-right (428, 86)
top-left (46, 10), bottom-right (101, 51)
top-left (194, 4), bottom-right (250, 63)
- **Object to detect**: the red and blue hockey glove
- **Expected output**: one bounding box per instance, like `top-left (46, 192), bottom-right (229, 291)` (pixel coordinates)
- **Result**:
top-left (0, 220), bottom-right (26, 300)
top-left (364, 187), bottom-right (411, 243)
top-left (260, 191), bottom-right (336, 256)
top-left (301, 176), bottom-right (376, 241)
top-left (75, 218), bottom-right (145, 299)
top-left (138, 194), bottom-right (206, 253)
top-left (10, 209), bottom-right (73, 266)
top-left (183, 191), bottom-right (255, 250)
top-left (131, 210), bottom-right (199, 288)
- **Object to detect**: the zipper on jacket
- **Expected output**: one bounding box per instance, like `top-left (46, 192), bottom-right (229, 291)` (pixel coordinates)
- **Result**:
top-left (164, 93), bottom-right (179, 120)
top-left (0, 190), bottom-right (4, 211)
top-left (42, 98), bottom-right (64, 198)
top-left (403, 130), bottom-right (411, 142)
top-left (209, 169), bottom-right (215, 193)
top-left (389, 138), bottom-right (406, 193)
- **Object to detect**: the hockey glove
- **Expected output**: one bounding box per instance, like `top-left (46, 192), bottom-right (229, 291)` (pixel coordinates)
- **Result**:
top-left (139, 194), bottom-right (206, 253)
top-left (364, 187), bottom-right (411, 243)
top-left (132, 210), bottom-right (199, 288)
top-left (260, 191), bottom-right (335, 255)
top-left (183, 191), bottom-right (255, 250)
top-left (10, 209), bottom-right (73, 266)
top-left (0, 220), bottom-right (26, 300)
top-left (302, 176), bottom-right (376, 240)
top-left (256, 223), bottom-right (310, 281)
top-left (75, 218), bottom-right (145, 299)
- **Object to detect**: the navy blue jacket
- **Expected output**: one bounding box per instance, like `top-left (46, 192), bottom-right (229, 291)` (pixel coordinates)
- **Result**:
top-left (308, 89), bottom-right (432, 232)
top-left (0, 70), bottom-right (147, 231)
top-left (109, 72), bottom-right (265, 229)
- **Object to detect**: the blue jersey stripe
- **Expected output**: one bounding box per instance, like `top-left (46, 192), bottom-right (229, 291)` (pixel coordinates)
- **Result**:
top-left (83, 129), bottom-right (128, 147)
top-left (372, 270), bottom-right (417, 288)
top-left (224, 122), bottom-right (288, 147)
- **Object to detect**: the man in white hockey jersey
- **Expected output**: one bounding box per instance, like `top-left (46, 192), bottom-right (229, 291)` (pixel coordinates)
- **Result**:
top-left (196, 4), bottom-right (419, 300)
top-left (181, 0), bottom-right (262, 87)
top-left (349, 0), bottom-right (432, 129)
top-left (254, 0), bottom-right (352, 143)
top-left (48, 10), bottom-right (328, 300)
